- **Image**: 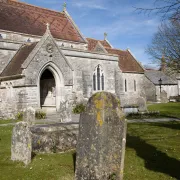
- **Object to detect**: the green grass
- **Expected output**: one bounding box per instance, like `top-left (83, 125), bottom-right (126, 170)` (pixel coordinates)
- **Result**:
top-left (148, 102), bottom-right (180, 119)
top-left (0, 119), bottom-right (21, 125)
top-left (0, 122), bottom-right (180, 180)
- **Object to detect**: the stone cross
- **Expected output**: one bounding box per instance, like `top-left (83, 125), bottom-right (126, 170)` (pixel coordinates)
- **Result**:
top-left (63, 2), bottom-right (67, 10)
top-left (75, 92), bottom-right (127, 180)
top-left (23, 106), bottom-right (35, 125)
top-left (11, 122), bottom-right (32, 165)
top-left (46, 23), bottom-right (50, 32)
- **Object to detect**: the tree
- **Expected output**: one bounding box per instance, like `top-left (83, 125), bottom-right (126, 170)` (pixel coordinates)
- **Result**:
top-left (136, 0), bottom-right (180, 21)
top-left (146, 21), bottom-right (180, 73)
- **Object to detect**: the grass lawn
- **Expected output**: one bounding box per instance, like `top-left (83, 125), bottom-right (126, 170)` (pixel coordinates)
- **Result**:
top-left (148, 102), bottom-right (180, 119)
top-left (0, 122), bottom-right (180, 180)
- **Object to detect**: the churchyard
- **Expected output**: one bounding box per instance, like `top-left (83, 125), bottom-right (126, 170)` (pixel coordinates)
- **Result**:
top-left (0, 99), bottom-right (180, 179)
top-left (0, 122), bottom-right (180, 180)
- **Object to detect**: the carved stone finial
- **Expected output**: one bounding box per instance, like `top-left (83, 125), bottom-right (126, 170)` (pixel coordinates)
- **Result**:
top-left (46, 23), bottom-right (50, 30)
top-left (63, 2), bottom-right (67, 10)
top-left (104, 32), bottom-right (107, 40)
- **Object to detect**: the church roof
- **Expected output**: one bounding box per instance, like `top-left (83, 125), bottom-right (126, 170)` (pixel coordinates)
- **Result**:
top-left (86, 38), bottom-right (144, 73)
top-left (106, 48), bottom-right (144, 73)
top-left (145, 70), bottom-right (177, 85)
top-left (1, 42), bottom-right (37, 77)
top-left (86, 38), bottom-right (112, 51)
top-left (0, 0), bottom-right (85, 43)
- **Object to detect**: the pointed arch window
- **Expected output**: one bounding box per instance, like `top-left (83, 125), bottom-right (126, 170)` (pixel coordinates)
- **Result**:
top-left (125, 79), bottom-right (127, 92)
top-left (134, 80), bottom-right (136, 91)
top-left (93, 65), bottom-right (104, 91)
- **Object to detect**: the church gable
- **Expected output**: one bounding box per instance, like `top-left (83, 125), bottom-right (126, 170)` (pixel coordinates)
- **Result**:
top-left (22, 28), bottom-right (73, 85)
top-left (93, 42), bottom-right (108, 54)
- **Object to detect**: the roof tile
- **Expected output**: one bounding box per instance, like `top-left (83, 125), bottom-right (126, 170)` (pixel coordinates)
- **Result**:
top-left (0, 1), bottom-right (85, 43)
top-left (1, 42), bottom-right (37, 77)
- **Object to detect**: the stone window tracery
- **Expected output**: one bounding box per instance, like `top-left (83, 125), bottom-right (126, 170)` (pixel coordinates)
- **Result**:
top-left (93, 65), bottom-right (104, 91)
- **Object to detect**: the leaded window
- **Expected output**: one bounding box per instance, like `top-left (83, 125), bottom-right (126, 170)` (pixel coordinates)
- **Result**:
top-left (134, 80), bottom-right (136, 91)
top-left (93, 65), bottom-right (104, 91)
top-left (125, 79), bottom-right (127, 92)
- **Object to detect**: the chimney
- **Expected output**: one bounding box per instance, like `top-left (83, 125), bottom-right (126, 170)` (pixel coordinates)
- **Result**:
top-left (160, 55), bottom-right (166, 72)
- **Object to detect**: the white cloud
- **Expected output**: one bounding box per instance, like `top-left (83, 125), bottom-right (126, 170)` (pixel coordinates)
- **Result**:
top-left (73, 1), bottom-right (107, 10)
top-left (82, 17), bottom-right (159, 38)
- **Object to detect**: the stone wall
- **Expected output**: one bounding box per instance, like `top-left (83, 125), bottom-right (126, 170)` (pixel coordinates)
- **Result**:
top-left (0, 80), bottom-right (38, 118)
top-left (156, 85), bottom-right (178, 100)
top-left (119, 73), bottom-right (145, 106)
top-left (31, 123), bottom-right (79, 153)
top-left (66, 55), bottom-right (119, 98)
top-left (0, 30), bottom-right (87, 51)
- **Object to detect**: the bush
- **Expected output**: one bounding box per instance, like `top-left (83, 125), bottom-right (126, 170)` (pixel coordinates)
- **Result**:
top-left (127, 111), bottom-right (160, 119)
top-left (15, 112), bottom-right (23, 120)
top-left (169, 95), bottom-right (180, 102)
top-left (35, 111), bottom-right (46, 119)
top-left (72, 103), bottom-right (86, 114)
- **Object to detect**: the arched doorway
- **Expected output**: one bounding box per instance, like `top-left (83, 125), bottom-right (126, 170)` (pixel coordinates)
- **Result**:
top-left (40, 69), bottom-right (56, 108)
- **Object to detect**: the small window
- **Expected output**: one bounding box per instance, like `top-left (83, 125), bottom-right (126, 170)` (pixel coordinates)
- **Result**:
top-left (125, 79), bottom-right (127, 92)
top-left (0, 34), bottom-right (2, 39)
top-left (93, 73), bottom-right (96, 91)
top-left (93, 65), bottom-right (104, 91)
top-left (134, 80), bottom-right (136, 91)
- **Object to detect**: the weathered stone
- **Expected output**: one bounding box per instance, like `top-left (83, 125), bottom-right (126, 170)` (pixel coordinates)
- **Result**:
top-left (23, 106), bottom-right (35, 125)
top-left (31, 123), bottom-right (78, 153)
top-left (75, 92), bottom-right (127, 180)
top-left (11, 122), bottom-right (32, 165)
top-left (59, 100), bottom-right (72, 122)
top-left (160, 90), bottom-right (168, 103)
top-left (137, 97), bottom-right (147, 112)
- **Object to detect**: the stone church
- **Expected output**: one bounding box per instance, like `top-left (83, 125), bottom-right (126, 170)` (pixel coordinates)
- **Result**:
top-left (0, 0), bottom-right (145, 118)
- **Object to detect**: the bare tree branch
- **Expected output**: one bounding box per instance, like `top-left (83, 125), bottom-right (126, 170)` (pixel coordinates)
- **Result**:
top-left (146, 21), bottom-right (180, 73)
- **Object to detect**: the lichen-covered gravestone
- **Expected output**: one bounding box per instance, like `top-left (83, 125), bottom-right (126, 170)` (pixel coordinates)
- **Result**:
top-left (23, 106), bottom-right (35, 125)
top-left (11, 122), bottom-right (32, 165)
top-left (75, 92), bottom-right (127, 180)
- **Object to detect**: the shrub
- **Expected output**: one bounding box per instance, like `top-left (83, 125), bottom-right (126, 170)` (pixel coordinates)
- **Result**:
top-left (127, 111), bottom-right (160, 119)
top-left (15, 112), bottom-right (23, 120)
top-left (72, 103), bottom-right (86, 114)
top-left (35, 111), bottom-right (46, 119)
top-left (169, 95), bottom-right (180, 102)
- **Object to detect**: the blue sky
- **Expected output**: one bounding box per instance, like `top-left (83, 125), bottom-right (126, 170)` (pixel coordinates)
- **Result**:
top-left (22, 0), bottom-right (161, 67)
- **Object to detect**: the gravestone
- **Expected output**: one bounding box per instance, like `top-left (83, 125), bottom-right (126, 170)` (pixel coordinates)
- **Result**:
top-left (140, 90), bottom-right (147, 100)
top-left (137, 97), bottom-right (147, 112)
top-left (23, 106), bottom-right (35, 125)
top-left (11, 122), bottom-right (32, 165)
top-left (75, 92), bottom-right (127, 180)
top-left (160, 90), bottom-right (168, 103)
top-left (59, 100), bottom-right (71, 122)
